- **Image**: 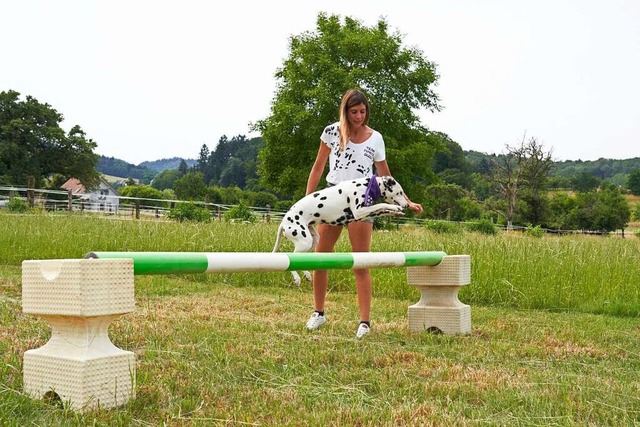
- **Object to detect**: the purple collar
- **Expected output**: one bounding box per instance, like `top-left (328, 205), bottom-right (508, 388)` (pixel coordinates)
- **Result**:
top-left (363, 174), bottom-right (381, 206)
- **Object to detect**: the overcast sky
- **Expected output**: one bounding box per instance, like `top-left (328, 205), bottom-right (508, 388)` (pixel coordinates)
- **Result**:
top-left (3, 1), bottom-right (639, 165)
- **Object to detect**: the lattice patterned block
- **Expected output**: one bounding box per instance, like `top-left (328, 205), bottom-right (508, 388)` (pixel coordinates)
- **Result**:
top-left (22, 259), bottom-right (134, 316)
top-left (406, 255), bottom-right (471, 335)
top-left (22, 259), bottom-right (135, 411)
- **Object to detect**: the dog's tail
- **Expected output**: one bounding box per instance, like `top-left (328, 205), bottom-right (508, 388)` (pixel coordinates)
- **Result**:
top-left (272, 223), bottom-right (284, 252)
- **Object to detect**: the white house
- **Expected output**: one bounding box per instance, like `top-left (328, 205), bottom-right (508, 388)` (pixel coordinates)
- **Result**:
top-left (61, 177), bottom-right (120, 212)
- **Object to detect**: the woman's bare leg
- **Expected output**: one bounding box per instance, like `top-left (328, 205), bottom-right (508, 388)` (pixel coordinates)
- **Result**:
top-left (312, 224), bottom-right (343, 311)
top-left (347, 221), bottom-right (373, 322)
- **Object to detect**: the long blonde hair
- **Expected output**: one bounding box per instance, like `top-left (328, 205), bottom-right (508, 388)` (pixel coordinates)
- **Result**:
top-left (338, 89), bottom-right (370, 151)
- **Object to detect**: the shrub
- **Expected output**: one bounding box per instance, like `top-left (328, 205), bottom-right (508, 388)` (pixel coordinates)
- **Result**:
top-left (466, 219), bottom-right (498, 235)
top-left (166, 202), bottom-right (211, 222)
top-left (524, 225), bottom-right (545, 238)
top-left (7, 197), bottom-right (28, 213)
top-left (224, 202), bottom-right (257, 223)
top-left (424, 220), bottom-right (461, 234)
top-left (247, 191), bottom-right (279, 208)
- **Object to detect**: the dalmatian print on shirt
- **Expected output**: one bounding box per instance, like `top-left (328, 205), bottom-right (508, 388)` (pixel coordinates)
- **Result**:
top-left (321, 122), bottom-right (386, 185)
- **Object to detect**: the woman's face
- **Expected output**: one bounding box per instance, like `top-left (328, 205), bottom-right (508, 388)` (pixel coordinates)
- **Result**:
top-left (347, 103), bottom-right (367, 128)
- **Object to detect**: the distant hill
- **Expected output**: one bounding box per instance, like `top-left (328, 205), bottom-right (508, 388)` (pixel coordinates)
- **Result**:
top-left (97, 156), bottom-right (197, 184)
top-left (550, 157), bottom-right (640, 179)
top-left (464, 150), bottom-right (640, 180)
top-left (139, 157), bottom-right (197, 172)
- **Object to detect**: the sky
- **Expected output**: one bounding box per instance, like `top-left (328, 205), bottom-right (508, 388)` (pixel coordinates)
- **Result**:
top-left (3, 0), bottom-right (639, 165)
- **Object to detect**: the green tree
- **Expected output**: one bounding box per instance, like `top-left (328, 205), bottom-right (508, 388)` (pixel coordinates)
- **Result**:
top-left (203, 135), bottom-right (261, 188)
top-left (547, 193), bottom-right (577, 230)
top-left (518, 188), bottom-right (550, 227)
top-left (571, 171), bottom-right (601, 193)
top-left (432, 132), bottom-right (473, 189)
top-left (173, 171), bottom-right (207, 200)
top-left (219, 158), bottom-right (247, 188)
top-left (151, 169), bottom-right (182, 191)
top-left (178, 159), bottom-right (189, 176)
top-left (423, 184), bottom-right (468, 221)
top-left (255, 13), bottom-right (441, 199)
top-left (197, 144), bottom-right (212, 183)
top-left (0, 90), bottom-right (99, 188)
top-left (571, 185), bottom-right (630, 232)
top-left (627, 168), bottom-right (640, 196)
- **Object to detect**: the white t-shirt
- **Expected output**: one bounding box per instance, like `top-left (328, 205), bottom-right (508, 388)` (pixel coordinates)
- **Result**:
top-left (320, 122), bottom-right (386, 185)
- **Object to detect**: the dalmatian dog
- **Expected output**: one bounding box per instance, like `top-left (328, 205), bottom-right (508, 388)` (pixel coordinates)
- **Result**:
top-left (272, 175), bottom-right (409, 285)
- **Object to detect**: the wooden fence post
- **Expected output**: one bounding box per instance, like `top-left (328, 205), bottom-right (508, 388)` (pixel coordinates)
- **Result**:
top-left (27, 176), bottom-right (35, 207)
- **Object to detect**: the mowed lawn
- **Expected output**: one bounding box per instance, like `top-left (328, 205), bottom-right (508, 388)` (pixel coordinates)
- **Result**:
top-left (1, 213), bottom-right (639, 426)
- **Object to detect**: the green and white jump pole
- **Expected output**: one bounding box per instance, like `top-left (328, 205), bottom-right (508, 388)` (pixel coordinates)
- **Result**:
top-left (85, 251), bottom-right (447, 275)
top-left (22, 250), bottom-right (470, 412)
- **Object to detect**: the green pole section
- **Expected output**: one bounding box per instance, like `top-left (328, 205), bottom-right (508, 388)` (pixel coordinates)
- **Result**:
top-left (287, 253), bottom-right (355, 271)
top-left (87, 252), bottom-right (209, 275)
top-left (402, 251), bottom-right (447, 266)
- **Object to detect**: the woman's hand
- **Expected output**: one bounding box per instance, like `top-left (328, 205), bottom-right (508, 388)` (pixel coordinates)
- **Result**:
top-left (407, 200), bottom-right (423, 215)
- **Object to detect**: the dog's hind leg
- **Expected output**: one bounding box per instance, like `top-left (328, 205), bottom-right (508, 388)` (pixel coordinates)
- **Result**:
top-left (290, 236), bottom-right (314, 286)
top-left (299, 226), bottom-right (319, 283)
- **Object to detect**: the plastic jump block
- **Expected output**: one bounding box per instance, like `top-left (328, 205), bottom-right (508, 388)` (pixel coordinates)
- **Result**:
top-left (22, 258), bottom-right (135, 411)
top-left (406, 255), bottom-right (472, 335)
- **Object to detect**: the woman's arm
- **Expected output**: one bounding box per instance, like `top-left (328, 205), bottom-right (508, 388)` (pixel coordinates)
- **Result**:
top-left (374, 160), bottom-right (424, 214)
top-left (306, 142), bottom-right (330, 195)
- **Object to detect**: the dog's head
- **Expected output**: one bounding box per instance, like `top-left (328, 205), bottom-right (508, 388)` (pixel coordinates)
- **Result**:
top-left (379, 176), bottom-right (409, 208)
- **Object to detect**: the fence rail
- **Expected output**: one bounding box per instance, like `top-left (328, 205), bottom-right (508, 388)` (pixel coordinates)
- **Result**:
top-left (0, 185), bottom-right (284, 221)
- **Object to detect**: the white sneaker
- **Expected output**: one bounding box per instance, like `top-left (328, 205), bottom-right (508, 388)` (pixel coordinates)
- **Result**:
top-left (306, 312), bottom-right (326, 330)
top-left (356, 323), bottom-right (370, 339)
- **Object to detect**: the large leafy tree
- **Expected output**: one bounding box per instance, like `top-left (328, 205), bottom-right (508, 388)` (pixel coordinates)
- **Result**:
top-left (173, 171), bottom-right (207, 201)
top-left (255, 13), bottom-right (441, 199)
top-left (570, 184), bottom-right (630, 232)
top-left (0, 90), bottom-right (99, 188)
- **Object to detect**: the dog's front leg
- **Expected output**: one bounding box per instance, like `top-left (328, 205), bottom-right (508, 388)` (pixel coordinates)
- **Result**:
top-left (353, 203), bottom-right (404, 221)
top-left (290, 266), bottom-right (312, 286)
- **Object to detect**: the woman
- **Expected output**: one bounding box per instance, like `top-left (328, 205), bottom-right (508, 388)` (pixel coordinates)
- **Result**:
top-left (304, 88), bottom-right (423, 338)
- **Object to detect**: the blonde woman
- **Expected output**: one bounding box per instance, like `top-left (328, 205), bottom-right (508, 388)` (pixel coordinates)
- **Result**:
top-left (304, 88), bottom-right (423, 338)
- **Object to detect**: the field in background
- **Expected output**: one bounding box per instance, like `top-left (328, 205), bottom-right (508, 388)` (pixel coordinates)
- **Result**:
top-left (1, 212), bottom-right (639, 425)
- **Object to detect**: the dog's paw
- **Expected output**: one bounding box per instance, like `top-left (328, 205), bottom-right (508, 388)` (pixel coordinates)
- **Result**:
top-left (291, 271), bottom-right (302, 287)
top-left (303, 271), bottom-right (312, 282)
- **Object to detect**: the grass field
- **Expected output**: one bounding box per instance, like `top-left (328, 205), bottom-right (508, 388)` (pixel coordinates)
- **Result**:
top-left (1, 212), bottom-right (639, 426)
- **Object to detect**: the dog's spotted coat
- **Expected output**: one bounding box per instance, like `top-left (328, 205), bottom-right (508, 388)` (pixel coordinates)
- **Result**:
top-left (272, 175), bottom-right (409, 285)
